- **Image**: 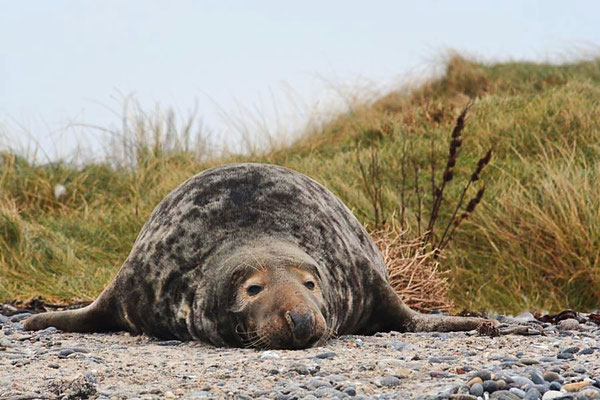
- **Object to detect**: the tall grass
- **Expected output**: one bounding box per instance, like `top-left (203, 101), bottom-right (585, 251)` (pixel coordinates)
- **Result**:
top-left (1, 54), bottom-right (599, 313)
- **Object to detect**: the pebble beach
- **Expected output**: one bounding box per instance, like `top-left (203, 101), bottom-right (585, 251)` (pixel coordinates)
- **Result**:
top-left (1, 311), bottom-right (599, 400)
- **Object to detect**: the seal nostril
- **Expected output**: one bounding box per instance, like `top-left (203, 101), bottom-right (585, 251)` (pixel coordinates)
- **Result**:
top-left (287, 311), bottom-right (313, 340)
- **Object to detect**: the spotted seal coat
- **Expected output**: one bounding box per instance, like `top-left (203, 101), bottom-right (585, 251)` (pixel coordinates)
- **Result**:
top-left (24, 163), bottom-right (490, 349)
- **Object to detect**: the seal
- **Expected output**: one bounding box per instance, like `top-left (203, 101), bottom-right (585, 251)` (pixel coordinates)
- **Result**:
top-left (24, 163), bottom-right (490, 349)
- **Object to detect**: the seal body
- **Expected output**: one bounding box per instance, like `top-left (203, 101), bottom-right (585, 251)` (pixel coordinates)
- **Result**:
top-left (24, 163), bottom-right (488, 348)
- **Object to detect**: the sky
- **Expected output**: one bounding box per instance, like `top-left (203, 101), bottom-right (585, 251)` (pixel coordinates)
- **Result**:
top-left (1, 1), bottom-right (599, 161)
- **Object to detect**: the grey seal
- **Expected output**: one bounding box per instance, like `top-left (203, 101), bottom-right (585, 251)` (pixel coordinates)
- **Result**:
top-left (24, 163), bottom-right (490, 349)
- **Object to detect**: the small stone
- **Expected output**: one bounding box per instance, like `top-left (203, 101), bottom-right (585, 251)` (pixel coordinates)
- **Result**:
top-left (491, 390), bottom-right (520, 399)
top-left (521, 358), bottom-right (540, 365)
top-left (380, 376), bottom-right (401, 387)
top-left (469, 383), bottom-right (484, 397)
top-left (562, 346), bottom-right (580, 354)
top-left (525, 388), bottom-right (542, 400)
top-left (288, 364), bottom-right (309, 375)
top-left (548, 382), bottom-right (561, 391)
top-left (511, 376), bottom-right (535, 388)
top-left (467, 377), bottom-right (483, 387)
top-left (562, 381), bottom-right (590, 392)
top-left (164, 392), bottom-right (176, 399)
top-left (259, 350), bottom-right (280, 359)
top-left (157, 340), bottom-right (181, 346)
top-left (579, 348), bottom-right (594, 355)
top-left (342, 386), bottom-right (356, 396)
top-left (59, 348), bottom-right (76, 358)
top-left (541, 391), bottom-right (566, 399)
top-left (558, 319), bottom-right (580, 330)
top-left (543, 372), bottom-right (561, 382)
top-left (315, 352), bottom-right (335, 359)
top-left (475, 370), bottom-right (493, 381)
top-left (451, 395), bottom-right (477, 400)
top-left (578, 389), bottom-right (600, 399)
top-left (530, 371), bottom-right (545, 385)
top-left (483, 380), bottom-right (499, 393)
top-left (0, 314), bottom-right (9, 324)
top-left (557, 352), bottom-right (574, 360)
top-left (509, 387), bottom-right (527, 398)
top-left (497, 380), bottom-right (507, 389)
top-left (306, 379), bottom-right (331, 390)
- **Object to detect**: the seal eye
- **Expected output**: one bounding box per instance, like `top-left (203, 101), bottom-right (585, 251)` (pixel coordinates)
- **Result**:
top-left (304, 281), bottom-right (315, 290)
top-left (247, 285), bottom-right (263, 296)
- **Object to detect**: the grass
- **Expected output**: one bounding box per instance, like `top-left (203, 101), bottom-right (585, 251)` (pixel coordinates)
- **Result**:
top-left (1, 54), bottom-right (599, 314)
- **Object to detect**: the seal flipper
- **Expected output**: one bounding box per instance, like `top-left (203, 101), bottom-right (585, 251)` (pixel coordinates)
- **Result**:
top-left (23, 299), bottom-right (126, 333)
top-left (369, 277), bottom-right (490, 333)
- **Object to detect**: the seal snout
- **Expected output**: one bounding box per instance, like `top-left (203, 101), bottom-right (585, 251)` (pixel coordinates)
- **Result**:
top-left (285, 310), bottom-right (314, 341)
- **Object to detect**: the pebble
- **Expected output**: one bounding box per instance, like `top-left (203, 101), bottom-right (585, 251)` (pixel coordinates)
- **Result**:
top-left (469, 383), bottom-right (484, 396)
top-left (530, 371), bottom-right (545, 385)
top-left (467, 377), bottom-right (483, 387)
top-left (562, 381), bottom-right (590, 392)
top-left (525, 388), bottom-right (542, 400)
top-left (259, 351), bottom-right (280, 359)
top-left (380, 376), bottom-right (402, 387)
top-left (314, 351), bottom-right (336, 359)
top-left (543, 372), bottom-right (561, 382)
top-left (156, 340), bottom-right (182, 346)
top-left (558, 319), bottom-right (580, 330)
top-left (541, 391), bottom-right (566, 399)
top-left (483, 380), bottom-right (499, 393)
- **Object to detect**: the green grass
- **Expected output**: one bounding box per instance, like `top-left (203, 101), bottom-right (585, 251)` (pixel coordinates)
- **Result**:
top-left (1, 55), bottom-right (599, 313)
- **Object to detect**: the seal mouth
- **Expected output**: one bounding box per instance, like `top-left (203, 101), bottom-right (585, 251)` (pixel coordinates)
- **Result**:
top-left (235, 314), bottom-right (332, 350)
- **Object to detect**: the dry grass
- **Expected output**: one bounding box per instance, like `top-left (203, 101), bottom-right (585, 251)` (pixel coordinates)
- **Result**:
top-left (372, 225), bottom-right (452, 312)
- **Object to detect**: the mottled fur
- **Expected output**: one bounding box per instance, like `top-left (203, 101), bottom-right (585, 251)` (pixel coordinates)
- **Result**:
top-left (24, 163), bottom-right (489, 348)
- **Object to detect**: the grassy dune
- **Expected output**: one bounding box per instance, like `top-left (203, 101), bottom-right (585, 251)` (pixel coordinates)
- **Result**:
top-left (1, 55), bottom-right (599, 313)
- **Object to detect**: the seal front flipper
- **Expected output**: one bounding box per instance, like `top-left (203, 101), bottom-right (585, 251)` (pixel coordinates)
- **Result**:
top-left (368, 276), bottom-right (492, 333)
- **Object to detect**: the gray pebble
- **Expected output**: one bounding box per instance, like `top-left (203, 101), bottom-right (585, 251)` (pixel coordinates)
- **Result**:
top-left (491, 390), bottom-right (520, 400)
top-left (562, 347), bottom-right (580, 354)
top-left (469, 383), bottom-right (484, 396)
top-left (315, 352), bottom-right (336, 359)
top-left (306, 379), bottom-right (331, 390)
top-left (521, 358), bottom-right (540, 365)
top-left (509, 387), bottom-right (527, 398)
top-left (380, 376), bottom-right (402, 388)
top-left (578, 348), bottom-right (594, 355)
top-left (314, 387), bottom-right (344, 398)
top-left (530, 371), bottom-right (545, 385)
top-left (525, 388), bottom-right (542, 400)
top-left (475, 370), bottom-right (493, 381)
top-left (289, 364), bottom-right (310, 375)
top-left (343, 386), bottom-right (356, 396)
top-left (483, 380), bottom-right (499, 393)
top-left (0, 314), bottom-right (8, 324)
top-left (557, 352), bottom-right (574, 360)
top-left (157, 340), bottom-right (182, 346)
top-left (548, 382), bottom-right (561, 391)
top-left (512, 376), bottom-right (535, 388)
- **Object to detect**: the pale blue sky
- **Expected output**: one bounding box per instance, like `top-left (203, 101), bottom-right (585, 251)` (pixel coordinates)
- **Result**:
top-left (1, 1), bottom-right (599, 160)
